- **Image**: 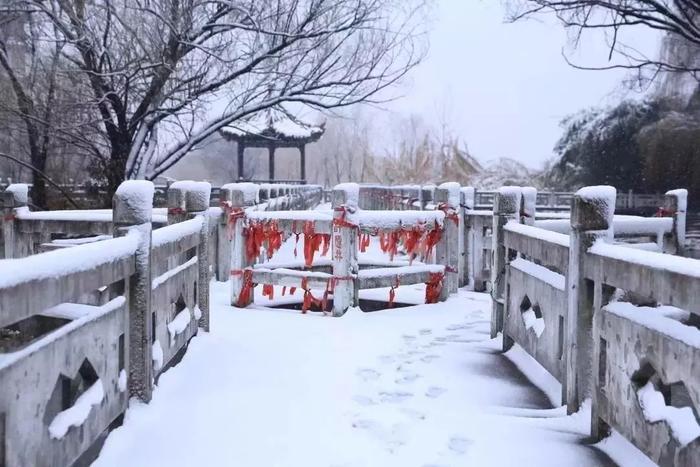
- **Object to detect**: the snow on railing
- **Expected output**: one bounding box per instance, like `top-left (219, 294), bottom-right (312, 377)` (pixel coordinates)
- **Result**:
top-left (0, 179), bottom-right (218, 466)
top-left (489, 184), bottom-right (699, 466)
top-left (222, 182), bottom-right (459, 316)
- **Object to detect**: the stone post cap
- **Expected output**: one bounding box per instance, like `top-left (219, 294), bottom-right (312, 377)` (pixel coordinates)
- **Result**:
top-left (167, 180), bottom-right (190, 210)
top-left (570, 185), bottom-right (616, 231)
top-left (460, 187), bottom-right (475, 210)
top-left (665, 189), bottom-right (688, 213)
top-left (493, 186), bottom-right (521, 215)
top-left (333, 183), bottom-right (359, 208)
top-left (113, 180), bottom-right (154, 225)
top-left (5, 183), bottom-right (28, 206)
top-left (521, 186), bottom-right (537, 218)
top-left (185, 181), bottom-right (212, 212)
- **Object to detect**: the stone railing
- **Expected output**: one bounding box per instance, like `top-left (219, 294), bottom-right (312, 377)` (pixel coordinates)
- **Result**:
top-left (492, 186), bottom-right (699, 466)
top-left (0, 181), bottom-right (210, 467)
top-left (221, 183), bottom-right (459, 316)
top-left (0, 183), bottom-right (322, 260)
top-left (0, 180), bottom-right (322, 467)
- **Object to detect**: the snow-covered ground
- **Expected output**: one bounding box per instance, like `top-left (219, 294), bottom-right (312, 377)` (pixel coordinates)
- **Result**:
top-left (92, 236), bottom-right (653, 467)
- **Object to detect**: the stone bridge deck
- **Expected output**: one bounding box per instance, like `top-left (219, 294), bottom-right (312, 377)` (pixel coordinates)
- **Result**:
top-left (91, 283), bottom-right (649, 467)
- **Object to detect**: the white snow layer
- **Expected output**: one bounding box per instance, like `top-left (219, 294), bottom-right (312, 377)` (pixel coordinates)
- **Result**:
top-left (48, 379), bottom-right (105, 439)
top-left (510, 257), bottom-right (566, 290)
top-left (666, 188), bottom-right (688, 212)
top-left (0, 297), bottom-right (126, 370)
top-left (460, 186), bottom-right (476, 208)
top-left (354, 210), bottom-right (445, 230)
top-left (118, 369), bottom-right (127, 393)
top-left (6, 183), bottom-right (28, 204)
top-left (115, 180), bottom-right (154, 221)
top-left (221, 107), bottom-right (322, 139)
top-left (0, 233), bottom-right (138, 289)
top-left (575, 186), bottom-right (616, 225)
top-left (152, 340), bottom-right (164, 371)
top-left (92, 279), bottom-right (650, 467)
top-left (167, 308), bottom-right (193, 344)
top-left (590, 240), bottom-right (700, 279)
top-left (151, 217), bottom-right (203, 247)
top-left (222, 182), bottom-right (259, 204)
top-left (521, 187), bottom-right (537, 215)
top-left (438, 182), bottom-right (460, 208)
top-left (334, 183), bottom-right (360, 208)
top-left (604, 302), bottom-right (700, 348)
top-left (246, 210), bottom-right (332, 222)
top-left (637, 381), bottom-right (700, 446)
top-left (504, 221), bottom-right (571, 248)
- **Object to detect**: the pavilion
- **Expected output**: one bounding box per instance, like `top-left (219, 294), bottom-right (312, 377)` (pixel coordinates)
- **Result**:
top-left (219, 107), bottom-right (325, 182)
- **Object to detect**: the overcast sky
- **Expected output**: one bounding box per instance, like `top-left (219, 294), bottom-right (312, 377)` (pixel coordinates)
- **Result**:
top-left (380, 0), bottom-right (660, 169)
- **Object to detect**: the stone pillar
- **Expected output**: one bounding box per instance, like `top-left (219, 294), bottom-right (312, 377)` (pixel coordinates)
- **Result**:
top-left (167, 182), bottom-right (189, 225)
top-left (186, 182), bottom-right (212, 331)
top-left (490, 187), bottom-right (521, 338)
top-left (113, 180), bottom-right (154, 403)
top-left (331, 187), bottom-right (358, 317)
top-left (237, 144), bottom-right (245, 180)
top-left (1, 184), bottom-right (29, 259)
top-left (435, 187), bottom-right (459, 298)
top-left (226, 187), bottom-right (251, 307)
top-left (521, 187), bottom-right (537, 226)
top-left (268, 146), bottom-right (275, 180)
top-left (300, 145), bottom-right (306, 181)
top-left (565, 186), bottom-right (615, 414)
top-left (420, 186), bottom-right (433, 210)
top-left (663, 189), bottom-right (687, 256)
top-left (460, 187), bottom-right (475, 288)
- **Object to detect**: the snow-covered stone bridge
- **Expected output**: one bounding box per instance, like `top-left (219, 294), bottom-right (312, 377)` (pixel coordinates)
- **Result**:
top-left (0, 181), bottom-right (697, 467)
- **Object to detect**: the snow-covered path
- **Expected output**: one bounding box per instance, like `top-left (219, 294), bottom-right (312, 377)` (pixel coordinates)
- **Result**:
top-left (91, 279), bottom-right (648, 467)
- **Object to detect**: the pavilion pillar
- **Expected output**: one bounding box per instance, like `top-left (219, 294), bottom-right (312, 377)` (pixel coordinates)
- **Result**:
top-left (237, 143), bottom-right (245, 180)
top-left (299, 145), bottom-right (306, 181)
top-left (268, 146), bottom-right (275, 180)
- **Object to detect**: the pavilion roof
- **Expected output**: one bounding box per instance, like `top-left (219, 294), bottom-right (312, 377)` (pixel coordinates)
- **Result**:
top-left (220, 107), bottom-right (324, 145)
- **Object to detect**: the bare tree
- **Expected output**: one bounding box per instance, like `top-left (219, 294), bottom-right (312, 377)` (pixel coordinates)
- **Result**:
top-left (507, 1), bottom-right (700, 81)
top-left (3, 0), bottom-right (426, 198)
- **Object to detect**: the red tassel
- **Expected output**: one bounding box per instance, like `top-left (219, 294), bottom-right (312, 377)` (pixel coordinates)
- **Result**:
top-left (425, 272), bottom-right (444, 304)
top-left (262, 283), bottom-right (274, 300)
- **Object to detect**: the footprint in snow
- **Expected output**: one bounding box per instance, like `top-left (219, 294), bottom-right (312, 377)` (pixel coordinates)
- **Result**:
top-left (402, 334), bottom-right (417, 341)
top-left (434, 334), bottom-right (460, 342)
top-left (379, 391), bottom-right (414, 403)
top-left (420, 354), bottom-right (440, 363)
top-left (425, 386), bottom-right (447, 398)
top-left (446, 323), bottom-right (472, 331)
top-left (352, 395), bottom-right (377, 406)
top-left (356, 368), bottom-right (381, 381)
top-left (352, 419), bottom-right (379, 430)
top-left (399, 407), bottom-right (426, 421)
top-left (395, 373), bottom-right (421, 385)
top-left (419, 328), bottom-right (432, 335)
top-left (378, 355), bottom-right (395, 364)
top-left (448, 437), bottom-right (473, 455)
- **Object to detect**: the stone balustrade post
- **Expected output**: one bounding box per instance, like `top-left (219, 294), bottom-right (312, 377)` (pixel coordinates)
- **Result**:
top-left (435, 186), bottom-right (459, 298)
top-left (460, 187), bottom-right (475, 288)
top-left (521, 187), bottom-right (537, 226)
top-left (1, 184), bottom-right (29, 259)
top-left (331, 186), bottom-right (358, 316)
top-left (113, 180), bottom-right (154, 402)
top-left (490, 187), bottom-right (521, 338)
top-left (565, 186), bottom-right (615, 414)
top-left (663, 189), bottom-right (687, 256)
top-left (185, 182), bottom-right (212, 331)
top-left (225, 187), bottom-right (251, 307)
top-left (167, 182), bottom-right (189, 225)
